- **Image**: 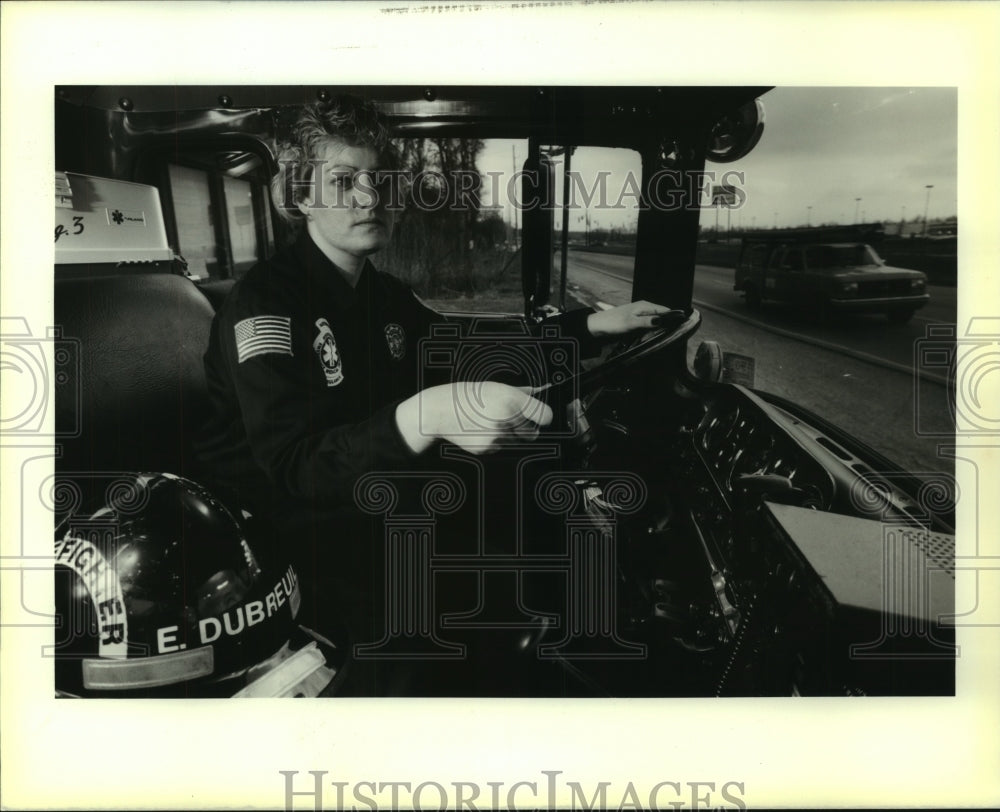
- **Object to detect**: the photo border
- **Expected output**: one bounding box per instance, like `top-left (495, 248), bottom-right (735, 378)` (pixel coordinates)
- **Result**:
top-left (2, 1), bottom-right (998, 809)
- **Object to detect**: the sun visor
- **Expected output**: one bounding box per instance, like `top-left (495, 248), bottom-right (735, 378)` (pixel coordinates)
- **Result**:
top-left (55, 171), bottom-right (174, 264)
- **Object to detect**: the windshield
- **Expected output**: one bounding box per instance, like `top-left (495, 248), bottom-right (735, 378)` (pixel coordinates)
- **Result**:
top-left (691, 87), bottom-right (956, 482)
top-left (153, 91), bottom-right (955, 485)
top-left (376, 140), bottom-right (642, 315)
top-left (376, 137), bottom-right (530, 313)
top-left (65, 87), bottom-right (958, 496)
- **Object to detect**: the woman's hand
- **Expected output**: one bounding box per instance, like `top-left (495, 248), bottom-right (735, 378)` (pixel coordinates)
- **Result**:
top-left (586, 300), bottom-right (676, 337)
top-left (395, 381), bottom-right (553, 455)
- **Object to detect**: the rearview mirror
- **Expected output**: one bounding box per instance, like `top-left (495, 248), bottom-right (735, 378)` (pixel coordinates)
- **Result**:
top-left (706, 99), bottom-right (766, 163)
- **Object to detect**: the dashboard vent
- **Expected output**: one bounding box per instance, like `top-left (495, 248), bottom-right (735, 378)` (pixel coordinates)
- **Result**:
top-left (815, 436), bottom-right (852, 460)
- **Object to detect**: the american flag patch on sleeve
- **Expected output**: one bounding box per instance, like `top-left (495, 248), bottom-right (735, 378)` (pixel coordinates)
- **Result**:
top-left (234, 316), bottom-right (293, 363)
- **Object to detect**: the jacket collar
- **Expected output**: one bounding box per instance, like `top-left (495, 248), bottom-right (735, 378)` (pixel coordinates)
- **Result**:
top-left (292, 229), bottom-right (374, 311)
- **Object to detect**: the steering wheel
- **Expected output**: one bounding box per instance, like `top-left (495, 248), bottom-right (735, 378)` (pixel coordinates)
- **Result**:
top-left (538, 308), bottom-right (702, 400)
top-left (525, 308), bottom-right (700, 442)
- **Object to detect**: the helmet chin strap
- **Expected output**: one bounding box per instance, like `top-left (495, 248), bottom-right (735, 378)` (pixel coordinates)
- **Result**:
top-left (233, 641), bottom-right (334, 698)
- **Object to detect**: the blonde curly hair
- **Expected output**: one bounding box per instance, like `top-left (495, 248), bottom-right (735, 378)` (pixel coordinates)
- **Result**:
top-left (270, 95), bottom-right (395, 226)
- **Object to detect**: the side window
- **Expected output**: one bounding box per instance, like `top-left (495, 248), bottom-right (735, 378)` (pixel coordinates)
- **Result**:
top-left (168, 165), bottom-right (220, 278)
top-left (775, 247), bottom-right (803, 271)
top-left (768, 247), bottom-right (787, 270)
top-left (746, 243), bottom-right (768, 271)
top-left (222, 176), bottom-right (260, 275)
top-left (805, 244), bottom-right (835, 269)
top-left (164, 152), bottom-right (275, 280)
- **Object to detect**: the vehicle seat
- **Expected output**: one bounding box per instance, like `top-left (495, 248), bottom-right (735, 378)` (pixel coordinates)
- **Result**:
top-left (196, 278), bottom-right (236, 311)
top-left (54, 273), bottom-right (215, 477)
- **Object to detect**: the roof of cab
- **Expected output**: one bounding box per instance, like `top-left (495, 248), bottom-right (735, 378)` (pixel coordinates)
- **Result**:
top-left (56, 84), bottom-right (770, 141)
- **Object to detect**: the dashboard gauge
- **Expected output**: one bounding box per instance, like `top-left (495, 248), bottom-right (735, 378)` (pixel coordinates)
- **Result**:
top-left (734, 431), bottom-right (775, 476)
top-left (700, 406), bottom-right (740, 452)
top-left (776, 461), bottom-right (797, 479)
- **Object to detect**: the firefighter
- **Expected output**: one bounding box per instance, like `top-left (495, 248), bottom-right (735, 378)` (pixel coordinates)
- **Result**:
top-left (195, 97), bottom-right (670, 692)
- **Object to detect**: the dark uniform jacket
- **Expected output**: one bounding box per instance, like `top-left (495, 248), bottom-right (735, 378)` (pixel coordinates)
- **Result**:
top-left (196, 230), bottom-right (598, 516)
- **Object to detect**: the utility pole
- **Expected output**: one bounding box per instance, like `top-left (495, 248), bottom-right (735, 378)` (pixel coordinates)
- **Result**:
top-left (559, 147), bottom-right (572, 310)
top-left (512, 144), bottom-right (519, 249)
top-left (923, 184), bottom-right (934, 236)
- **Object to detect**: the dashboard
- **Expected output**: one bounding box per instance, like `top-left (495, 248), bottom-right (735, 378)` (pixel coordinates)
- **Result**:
top-left (672, 385), bottom-right (838, 591)
top-left (690, 389), bottom-right (836, 509)
top-left (576, 378), bottom-right (955, 696)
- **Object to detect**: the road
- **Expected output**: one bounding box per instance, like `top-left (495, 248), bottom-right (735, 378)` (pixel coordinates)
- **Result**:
top-left (561, 249), bottom-right (957, 476)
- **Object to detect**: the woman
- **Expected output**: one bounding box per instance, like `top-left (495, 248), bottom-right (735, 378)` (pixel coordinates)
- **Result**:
top-left (198, 95), bottom-right (670, 518)
top-left (196, 97), bottom-right (670, 691)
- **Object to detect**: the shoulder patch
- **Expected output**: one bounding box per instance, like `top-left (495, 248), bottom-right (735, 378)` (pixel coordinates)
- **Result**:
top-left (313, 318), bottom-right (344, 386)
top-left (234, 316), bottom-right (293, 363)
top-left (384, 323), bottom-right (406, 361)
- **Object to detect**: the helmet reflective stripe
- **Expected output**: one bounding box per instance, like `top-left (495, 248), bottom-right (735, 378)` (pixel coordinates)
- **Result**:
top-left (232, 642), bottom-right (333, 698)
top-left (54, 534), bottom-right (128, 657)
top-left (82, 646), bottom-right (214, 690)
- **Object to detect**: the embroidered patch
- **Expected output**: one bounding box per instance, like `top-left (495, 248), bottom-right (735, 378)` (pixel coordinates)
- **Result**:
top-left (312, 318), bottom-right (344, 387)
top-left (234, 316), bottom-right (293, 363)
top-left (384, 323), bottom-right (406, 361)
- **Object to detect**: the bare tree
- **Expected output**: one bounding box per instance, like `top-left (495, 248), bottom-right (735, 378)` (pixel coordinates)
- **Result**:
top-left (379, 136), bottom-right (486, 295)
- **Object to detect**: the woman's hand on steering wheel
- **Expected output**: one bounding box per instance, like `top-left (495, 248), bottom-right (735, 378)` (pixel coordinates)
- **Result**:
top-left (586, 300), bottom-right (680, 338)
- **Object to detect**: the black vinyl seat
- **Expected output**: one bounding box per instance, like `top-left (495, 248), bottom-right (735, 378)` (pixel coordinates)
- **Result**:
top-left (195, 277), bottom-right (236, 311)
top-left (54, 273), bottom-right (216, 477)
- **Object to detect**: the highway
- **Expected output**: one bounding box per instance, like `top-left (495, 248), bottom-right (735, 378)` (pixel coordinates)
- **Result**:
top-left (561, 249), bottom-right (957, 476)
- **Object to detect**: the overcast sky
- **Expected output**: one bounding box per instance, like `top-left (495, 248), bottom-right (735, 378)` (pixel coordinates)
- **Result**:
top-left (722, 86), bottom-right (957, 229)
top-left (478, 86), bottom-right (957, 232)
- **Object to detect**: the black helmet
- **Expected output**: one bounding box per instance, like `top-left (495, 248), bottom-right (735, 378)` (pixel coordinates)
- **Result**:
top-left (54, 472), bottom-right (344, 697)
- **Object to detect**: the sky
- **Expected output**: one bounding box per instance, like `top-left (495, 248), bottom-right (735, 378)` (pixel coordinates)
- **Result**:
top-left (476, 87), bottom-right (957, 233)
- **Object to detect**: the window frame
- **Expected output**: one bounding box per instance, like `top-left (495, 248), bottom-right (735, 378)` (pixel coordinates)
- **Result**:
top-left (154, 147), bottom-right (276, 280)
